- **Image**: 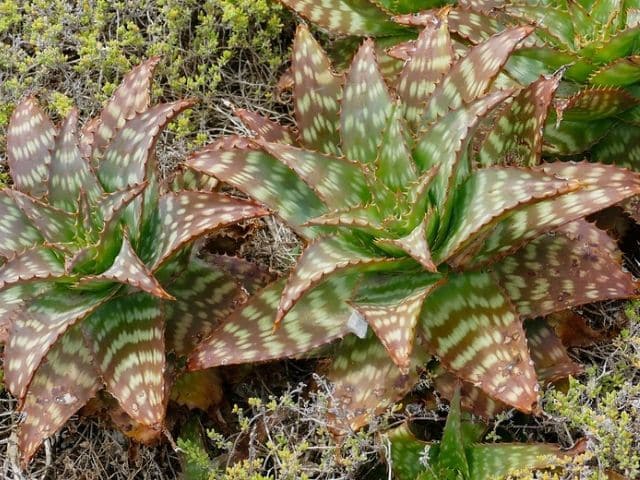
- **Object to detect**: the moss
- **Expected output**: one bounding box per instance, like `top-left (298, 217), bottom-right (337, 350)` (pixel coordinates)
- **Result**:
top-left (0, 0), bottom-right (292, 153)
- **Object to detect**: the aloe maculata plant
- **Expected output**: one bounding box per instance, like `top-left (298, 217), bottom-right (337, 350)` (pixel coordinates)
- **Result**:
top-left (0, 58), bottom-right (269, 465)
top-left (185, 16), bottom-right (640, 429)
top-left (388, 389), bottom-right (582, 480)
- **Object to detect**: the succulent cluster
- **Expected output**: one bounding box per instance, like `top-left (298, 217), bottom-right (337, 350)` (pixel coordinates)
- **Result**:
top-left (0, 58), bottom-right (268, 465)
top-left (186, 13), bottom-right (639, 432)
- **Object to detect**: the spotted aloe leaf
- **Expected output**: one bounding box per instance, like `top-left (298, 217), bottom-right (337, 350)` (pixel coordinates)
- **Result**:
top-left (1, 59), bottom-right (268, 465)
top-left (188, 23), bottom-right (640, 430)
top-left (388, 390), bottom-right (580, 480)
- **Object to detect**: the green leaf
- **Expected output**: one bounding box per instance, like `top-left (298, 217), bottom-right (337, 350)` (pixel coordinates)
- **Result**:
top-left (6, 98), bottom-right (55, 198)
top-left (418, 271), bottom-right (538, 412)
top-left (374, 102), bottom-right (417, 193)
top-left (352, 271), bottom-right (439, 369)
top-left (293, 25), bottom-right (343, 155)
top-left (589, 55), bottom-right (640, 86)
top-left (80, 234), bottom-right (172, 299)
top-left (274, 235), bottom-right (400, 325)
top-left (556, 87), bottom-right (639, 121)
top-left (396, 13), bottom-right (453, 128)
top-left (187, 143), bottom-right (326, 237)
top-left (97, 100), bottom-right (194, 209)
top-left (415, 90), bottom-right (515, 207)
top-left (86, 57), bottom-right (160, 162)
top-left (435, 167), bottom-right (576, 264)
top-left (47, 109), bottom-right (102, 212)
top-left (327, 329), bottom-right (428, 430)
top-left (0, 191), bottom-right (43, 258)
top-left (434, 370), bottom-right (507, 419)
top-left (468, 443), bottom-right (566, 480)
top-left (4, 288), bottom-right (110, 402)
top-left (234, 108), bottom-right (297, 144)
top-left (493, 229), bottom-right (637, 318)
top-left (84, 292), bottom-right (166, 426)
top-left (279, 0), bottom-right (410, 36)
top-left (0, 246), bottom-right (65, 291)
top-left (149, 191), bottom-right (268, 269)
top-left (422, 26), bottom-right (533, 125)
top-left (305, 203), bottom-right (385, 235)
top-left (17, 325), bottom-right (100, 466)
top-left (165, 258), bottom-right (245, 356)
top-left (448, 7), bottom-right (501, 44)
top-left (375, 216), bottom-right (437, 271)
top-left (590, 121), bottom-right (640, 169)
top-left (388, 424), bottom-right (432, 480)
top-left (468, 162), bottom-right (640, 267)
top-left (256, 140), bottom-right (370, 210)
top-left (341, 39), bottom-right (393, 165)
top-left (543, 118), bottom-right (615, 155)
top-left (439, 389), bottom-right (470, 479)
top-left (7, 190), bottom-right (76, 244)
top-left (505, 4), bottom-right (575, 49)
top-left (477, 74), bottom-right (561, 167)
top-left (188, 275), bottom-right (358, 369)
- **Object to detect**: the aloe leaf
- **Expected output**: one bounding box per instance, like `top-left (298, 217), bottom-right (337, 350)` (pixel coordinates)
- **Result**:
top-left (418, 272), bottom-right (538, 412)
top-left (376, 217), bottom-right (437, 271)
top-left (7, 190), bottom-right (76, 244)
top-left (274, 235), bottom-right (401, 325)
top-left (81, 234), bottom-right (172, 299)
top-left (0, 192), bottom-right (43, 258)
top-left (467, 162), bottom-right (640, 267)
top-left (48, 109), bottom-right (102, 212)
top-left (188, 275), bottom-right (358, 369)
top-left (341, 39), bottom-right (393, 165)
top-left (590, 55), bottom-right (640, 86)
top-left (434, 370), bottom-right (507, 419)
top-left (165, 258), bottom-right (245, 356)
top-left (149, 191), bottom-right (268, 270)
top-left (0, 284), bottom-right (45, 343)
top-left (493, 230), bottom-right (637, 318)
top-left (439, 389), bottom-right (470, 478)
top-left (305, 203), bottom-right (385, 235)
top-left (6, 98), bottom-right (55, 198)
top-left (435, 166), bottom-right (577, 264)
top-left (187, 144), bottom-right (326, 237)
top-left (396, 13), bottom-right (452, 128)
top-left (234, 108), bottom-right (297, 144)
top-left (375, 102), bottom-right (418, 193)
top-left (525, 319), bottom-right (583, 384)
top-left (98, 99), bottom-right (194, 194)
top-left (17, 325), bottom-right (100, 466)
top-left (543, 118), bottom-right (615, 155)
top-left (0, 246), bottom-right (65, 290)
top-left (4, 288), bottom-right (111, 403)
top-left (327, 330), bottom-right (428, 430)
top-left (477, 74), bottom-right (561, 167)
top-left (422, 26), bottom-right (533, 125)
top-left (448, 7), bottom-right (501, 44)
top-left (388, 424), bottom-right (432, 480)
top-left (556, 87), bottom-right (639, 121)
top-left (505, 5), bottom-right (575, 49)
top-left (468, 443), bottom-right (568, 480)
top-left (415, 90), bottom-right (514, 207)
top-left (86, 57), bottom-right (160, 161)
top-left (256, 140), bottom-right (370, 209)
top-left (84, 292), bottom-right (166, 426)
top-left (591, 121), bottom-right (640, 169)
top-left (352, 270), bottom-right (440, 369)
top-left (293, 25), bottom-right (343, 155)
top-left (279, 0), bottom-right (409, 36)
top-left (581, 24), bottom-right (640, 63)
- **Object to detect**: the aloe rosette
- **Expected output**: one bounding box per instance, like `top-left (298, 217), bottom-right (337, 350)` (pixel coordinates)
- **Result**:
top-left (0, 58), bottom-right (268, 464)
top-left (185, 19), bottom-right (639, 428)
